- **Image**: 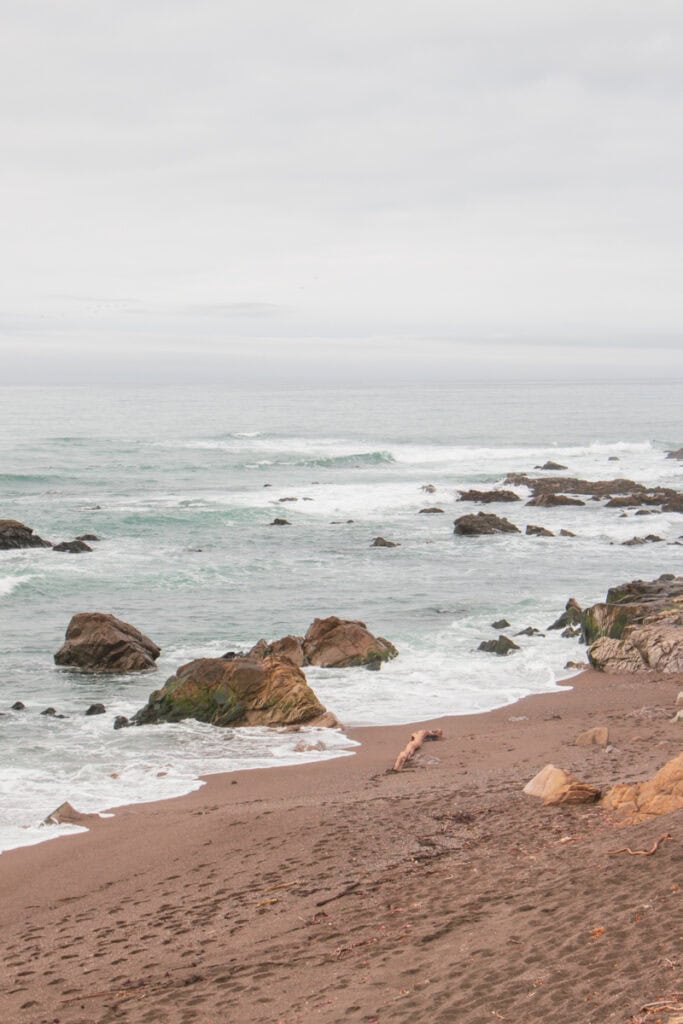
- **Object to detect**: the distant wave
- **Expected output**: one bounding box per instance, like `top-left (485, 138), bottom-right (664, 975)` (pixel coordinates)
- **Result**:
top-left (294, 450), bottom-right (396, 468)
top-left (0, 576), bottom-right (30, 598)
top-left (0, 473), bottom-right (54, 483)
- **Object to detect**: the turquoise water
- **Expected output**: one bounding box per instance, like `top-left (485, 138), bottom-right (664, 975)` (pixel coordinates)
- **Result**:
top-left (1, 381), bottom-right (681, 851)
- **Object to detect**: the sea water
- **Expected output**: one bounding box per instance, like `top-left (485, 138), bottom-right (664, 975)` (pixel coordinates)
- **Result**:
top-left (0, 380), bottom-right (681, 852)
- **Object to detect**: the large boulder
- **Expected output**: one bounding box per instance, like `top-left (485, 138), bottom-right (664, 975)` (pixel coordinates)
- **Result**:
top-left (0, 519), bottom-right (51, 549)
top-left (582, 575), bottom-right (683, 644)
top-left (588, 611), bottom-right (683, 673)
top-left (524, 764), bottom-right (601, 805)
top-left (302, 616), bottom-right (398, 668)
top-left (54, 612), bottom-right (161, 673)
top-left (602, 752), bottom-right (683, 822)
top-left (248, 635), bottom-right (305, 667)
top-left (453, 512), bottom-right (520, 536)
top-left (132, 655), bottom-right (333, 728)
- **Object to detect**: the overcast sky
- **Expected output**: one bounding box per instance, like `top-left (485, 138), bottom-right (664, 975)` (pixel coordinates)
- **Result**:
top-left (2, 1), bottom-right (683, 384)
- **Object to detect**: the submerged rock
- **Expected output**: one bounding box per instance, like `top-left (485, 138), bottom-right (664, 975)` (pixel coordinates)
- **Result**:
top-left (666, 447), bottom-right (683, 460)
top-left (54, 612), bottom-right (161, 673)
top-left (453, 512), bottom-right (520, 536)
top-left (132, 655), bottom-right (334, 728)
top-left (11, 701), bottom-right (25, 711)
top-left (0, 519), bottom-right (51, 549)
top-left (303, 616), bottom-right (398, 668)
top-left (270, 518), bottom-right (291, 526)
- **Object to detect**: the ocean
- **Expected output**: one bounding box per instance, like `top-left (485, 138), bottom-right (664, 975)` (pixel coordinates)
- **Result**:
top-left (1, 380), bottom-right (681, 853)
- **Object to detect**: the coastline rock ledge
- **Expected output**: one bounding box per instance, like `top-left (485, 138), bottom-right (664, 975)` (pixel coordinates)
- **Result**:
top-left (0, 519), bottom-right (51, 549)
top-left (54, 612), bottom-right (161, 673)
top-left (132, 655), bottom-right (336, 728)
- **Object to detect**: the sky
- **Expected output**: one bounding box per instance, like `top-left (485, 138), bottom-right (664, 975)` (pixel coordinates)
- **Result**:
top-left (2, 1), bottom-right (683, 384)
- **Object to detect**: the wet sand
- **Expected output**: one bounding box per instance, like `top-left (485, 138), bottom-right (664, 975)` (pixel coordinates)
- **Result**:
top-left (1, 668), bottom-right (681, 1024)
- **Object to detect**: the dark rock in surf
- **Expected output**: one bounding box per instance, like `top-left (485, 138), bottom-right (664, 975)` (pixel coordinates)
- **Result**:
top-left (54, 612), bottom-right (161, 673)
top-left (457, 489), bottom-right (520, 503)
top-left (11, 701), bottom-right (26, 711)
top-left (113, 715), bottom-right (130, 730)
top-left (622, 535), bottom-right (663, 546)
top-left (478, 635), bottom-right (520, 656)
top-left (0, 519), bottom-right (51, 550)
top-left (559, 529), bottom-right (576, 537)
top-left (526, 524), bottom-right (554, 537)
top-left (371, 536), bottom-right (399, 547)
top-left (419, 507), bottom-right (445, 514)
top-left (85, 703), bottom-right (106, 716)
top-left (548, 598), bottom-right (582, 631)
top-left (535, 461), bottom-right (568, 471)
top-left (526, 494), bottom-right (585, 508)
top-left (53, 540), bottom-right (93, 553)
top-left (666, 448), bottom-right (683, 460)
top-left (454, 513), bottom-right (520, 536)
top-left (270, 518), bottom-right (291, 526)
top-left (76, 534), bottom-right (100, 542)
top-left (491, 618), bottom-right (510, 629)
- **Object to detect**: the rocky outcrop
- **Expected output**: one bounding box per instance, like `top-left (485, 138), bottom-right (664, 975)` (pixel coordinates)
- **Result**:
top-left (303, 617), bottom-right (398, 668)
top-left (54, 612), bottom-right (161, 673)
top-left (588, 612), bottom-right (683, 673)
top-left (457, 489), bottom-right (520, 503)
top-left (0, 519), bottom-right (51, 549)
top-left (504, 474), bottom-right (640, 498)
top-left (419, 507), bottom-right (444, 514)
top-left (526, 493), bottom-right (585, 507)
top-left (602, 752), bottom-right (683, 822)
top-left (582, 575), bottom-right (683, 644)
top-left (524, 765), bottom-right (601, 805)
top-left (453, 513), bottom-right (520, 536)
top-left (478, 635), bottom-right (520, 656)
top-left (53, 540), bottom-right (93, 553)
top-left (132, 655), bottom-right (333, 728)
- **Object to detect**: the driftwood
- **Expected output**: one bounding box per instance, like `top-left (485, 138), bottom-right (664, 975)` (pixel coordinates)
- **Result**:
top-left (392, 728), bottom-right (443, 771)
top-left (607, 832), bottom-right (672, 857)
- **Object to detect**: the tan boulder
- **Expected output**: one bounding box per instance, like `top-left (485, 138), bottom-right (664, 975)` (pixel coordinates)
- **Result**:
top-left (588, 616), bottom-right (683, 674)
top-left (54, 612), bottom-right (160, 673)
top-left (248, 635), bottom-right (305, 666)
top-left (575, 726), bottom-right (610, 747)
top-left (524, 764), bottom-right (601, 805)
top-left (132, 655), bottom-right (335, 728)
top-left (602, 752), bottom-right (683, 822)
top-left (303, 616), bottom-right (398, 668)
top-left (43, 801), bottom-right (99, 826)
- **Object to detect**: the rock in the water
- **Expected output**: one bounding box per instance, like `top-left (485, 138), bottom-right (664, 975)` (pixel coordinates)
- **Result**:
top-left (515, 626), bottom-right (543, 636)
top-left (666, 447), bottom-right (683, 460)
top-left (564, 660), bottom-right (588, 670)
top-left (561, 625), bottom-right (581, 638)
top-left (453, 512), bottom-right (520, 536)
top-left (491, 618), bottom-right (510, 629)
top-left (575, 726), bottom-right (609, 747)
top-left (419, 506), bottom-right (444, 514)
top-left (457, 489), bottom-right (520, 503)
top-left (76, 533), bottom-right (100, 542)
top-left (535, 461), bottom-right (568, 471)
top-left (85, 703), bottom-right (106, 716)
top-left (559, 529), bottom-right (576, 537)
top-left (523, 764), bottom-right (601, 805)
top-left (53, 540), bottom-right (93, 553)
top-left (11, 701), bottom-right (25, 711)
top-left (132, 655), bottom-right (333, 728)
top-left (421, 484), bottom-right (437, 493)
top-left (270, 518), bottom-right (291, 526)
top-left (547, 598), bottom-right (582, 631)
top-left (0, 519), bottom-right (51, 549)
top-left (248, 635), bottom-right (305, 667)
top-left (526, 524), bottom-right (554, 537)
top-left (602, 752), bottom-right (683, 822)
top-left (303, 617), bottom-right (398, 668)
top-left (43, 801), bottom-right (99, 826)
top-left (478, 635), bottom-right (520, 656)
top-left (41, 707), bottom-right (57, 716)
top-left (621, 534), bottom-right (663, 546)
top-left (54, 612), bottom-right (161, 673)
top-left (371, 537), bottom-right (399, 547)
top-left (113, 715), bottom-right (130, 730)
top-left (526, 493), bottom-right (585, 507)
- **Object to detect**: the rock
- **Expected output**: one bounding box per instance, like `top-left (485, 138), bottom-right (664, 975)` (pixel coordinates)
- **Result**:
top-left (515, 626), bottom-right (543, 636)
top-left (670, 709), bottom-right (683, 723)
top-left (526, 493), bottom-right (585, 507)
top-left (303, 617), bottom-right (398, 668)
top-left (421, 484), bottom-right (437, 493)
top-left (564, 660), bottom-right (588, 670)
top-left (43, 801), bottom-right (99, 826)
top-left (588, 614), bottom-right (683, 673)
top-left (621, 534), bottom-right (663, 546)
top-left (0, 519), bottom-right (51, 549)
top-left (535, 461), bottom-right (568, 471)
top-left (76, 533), bottom-right (100, 542)
top-left (85, 703), bottom-right (106, 716)
top-left (582, 575), bottom-right (683, 644)
top-left (526, 524), bottom-right (554, 537)
top-left (54, 612), bottom-right (161, 673)
top-left (666, 447), bottom-right (683, 460)
top-left (41, 707), bottom-right (57, 716)
top-left (132, 655), bottom-right (334, 728)
top-left (601, 751), bottom-right (683, 822)
top-left (575, 726), bottom-right (609, 747)
top-left (113, 715), bottom-right (130, 730)
top-left (491, 618), bottom-right (510, 629)
top-left (270, 518), bottom-right (290, 526)
top-left (419, 507), bottom-right (444, 514)
top-left (561, 626), bottom-right (581, 638)
top-left (371, 537), bottom-right (399, 547)
top-left (278, 496), bottom-right (298, 502)
top-left (457, 489), bottom-right (520, 503)
top-left (53, 540), bottom-right (93, 553)
top-left (247, 635), bottom-right (305, 667)
top-left (11, 701), bottom-right (25, 711)
top-left (559, 529), bottom-right (576, 537)
top-left (547, 598), bottom-right (582, 631)
top-left (523, 764), bottom-right (601, 805)
top-left (504, 474), bottom-right (641, 498)
top-left (478, 635), bottom-right (520, 656)
top-left (677, 691), bottom-right (683, 707)
top-left (608, 456), bottom-right (620, 461)
top-left (453, 512), bottom-right (520, 536)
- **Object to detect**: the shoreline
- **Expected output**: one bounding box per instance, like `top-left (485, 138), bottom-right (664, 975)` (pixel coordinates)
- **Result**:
top-left (1, 667), bottom-right (681, 1023)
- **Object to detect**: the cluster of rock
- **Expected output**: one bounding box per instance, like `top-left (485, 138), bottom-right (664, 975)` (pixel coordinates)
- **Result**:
top-left (582, 575), bottom-right (683, 674)
top-left (503, 474), bottom-right (683, 514)
top-left (51, 612), bottom-right (398, 731)
top-left (0, 519), bottom-right (98, 553)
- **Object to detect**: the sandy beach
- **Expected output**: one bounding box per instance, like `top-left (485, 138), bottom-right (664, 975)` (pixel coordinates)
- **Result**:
top-left (1, 668), bottom-right (681, 1024)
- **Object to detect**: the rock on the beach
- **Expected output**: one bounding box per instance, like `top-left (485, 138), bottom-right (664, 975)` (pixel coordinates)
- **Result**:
top-left (575, 726), bottom-right (609, 747)
top-left (132, 655), bottom-right (335, 728)
top-left (601, 751), bottom-right (683, 822)
top-left (54, 612), bottom-right (161, 673)
top-left (0, 519), bottom-right (51, 549)
top-left (303, 616), bottom-right (398, 668)
top-left (582, 575), bottom-right (683, 645)
top-left (588, 614), bottom-right (683, 673)
top-left (456, 489), bottom-right (520, 503)
top-left (453, 512), bottom-right (520, 536)
top-left (478, 635), bottom-right (520, 656)
top-left (43, 801), bottom-right (98, 826)
top-left (523, 764), bottom-right (601, 805)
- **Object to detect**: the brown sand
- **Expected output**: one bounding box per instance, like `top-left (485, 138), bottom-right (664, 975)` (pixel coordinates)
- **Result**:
top-left (1, 669), bottom-right (681, 1024)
